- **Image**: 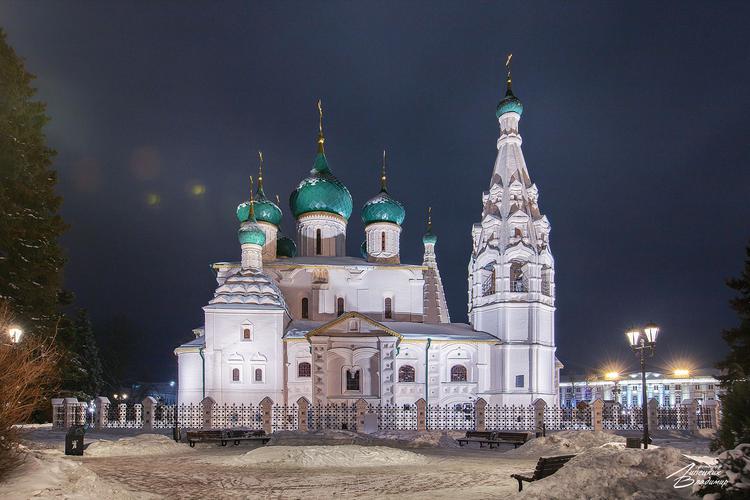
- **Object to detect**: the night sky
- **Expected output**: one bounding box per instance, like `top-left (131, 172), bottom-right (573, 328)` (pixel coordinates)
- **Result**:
top-left (2, 2), bottom-right (749, 381)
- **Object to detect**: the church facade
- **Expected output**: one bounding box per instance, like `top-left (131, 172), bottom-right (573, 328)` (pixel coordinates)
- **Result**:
top-left (175, 74), bottom-right (562, 407)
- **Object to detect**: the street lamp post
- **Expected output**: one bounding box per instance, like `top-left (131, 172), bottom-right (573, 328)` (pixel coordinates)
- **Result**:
top-left (626, 322), bottom-right (660, 449)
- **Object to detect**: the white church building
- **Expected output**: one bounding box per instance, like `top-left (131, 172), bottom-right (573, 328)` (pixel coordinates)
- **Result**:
top-left (175, 72), bottom-right (562, 407)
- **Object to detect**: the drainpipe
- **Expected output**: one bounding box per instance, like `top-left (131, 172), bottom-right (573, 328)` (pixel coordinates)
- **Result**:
top-left (425, 338), bottom-right (432, 404)
top-left (199, 347), bottom-right (205, 400)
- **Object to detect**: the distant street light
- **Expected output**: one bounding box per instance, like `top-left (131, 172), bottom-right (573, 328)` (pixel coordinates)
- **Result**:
top-left (8, 326), bottom-right (23, 344)
top-left (673, 369), bottom-right (690, 377)
top-left (626, 322), bottom-right (660, 449)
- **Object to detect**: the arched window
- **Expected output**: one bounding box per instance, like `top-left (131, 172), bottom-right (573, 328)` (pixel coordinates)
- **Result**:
top-left (337, 297), bottom-right (345, 316)
top-left (301, 298), bottom-right (309, 319)
top-left (346, 369), bottom-right (360, 391)
top-left (315, 228), bottom-right (322, 255)
top-left (450, 365), bottom-right (467, 382)
top-left (381, 232), bottom-right (386, 251)
top-left (298, 362), bottom-right (311, 378)
top-left (482, 266), bottom-right (496, 296)
top-left (510, 261), bottom-right (527, 292)
top-left (242, 327), bottom-right (252, 341)
top-left (254, 368), bottom-right (263, 382)
top-left (232, 368), bottom-right (240, 382)
top-left (398, 365), bottom-right (415, 383)
top-left (384, 297), bottom-right (392, 319)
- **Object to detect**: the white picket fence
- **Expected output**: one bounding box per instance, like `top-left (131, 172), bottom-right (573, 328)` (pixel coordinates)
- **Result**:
top-left (51, 396), bottom-right (721, 434)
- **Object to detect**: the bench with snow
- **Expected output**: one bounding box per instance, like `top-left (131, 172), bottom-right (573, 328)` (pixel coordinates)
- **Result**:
top-left (457, 431), bottom-right (529, 449)
top-left (510, 454), bottom-right (576, 491)
top-left (186, 429), bottom-right (270, 447)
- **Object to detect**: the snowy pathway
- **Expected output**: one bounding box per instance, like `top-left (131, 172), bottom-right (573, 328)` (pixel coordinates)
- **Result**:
top-left (78, 445), bottom-right (534, 499)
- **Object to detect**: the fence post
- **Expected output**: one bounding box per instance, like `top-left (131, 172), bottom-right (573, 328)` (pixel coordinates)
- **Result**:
top-left (704, 399), bottom-right (720, 429)
top-left (200, 396), bottom-right (216, 429)
top-left (63, 397), bottom-right (78, 428)
top-left (297, 397), bottom-right (309, 432)
top-left (683, 399), bottom-right (698, 433)
top-left (474, 398), bottom-right (486, 432)
top-left (355, 398), bottom-right (369, 431)
top-left (713, 400), bottom-right (722, 429)
top-left (591, 398), bottom-right (604, 432)
top-left (51, 398), bottom-right (64, 428)
top-left (95, 396), bottom-right (110, 429)
top-left (142, 397), bottom-right (157, 431)
top-left (416, 398), bottom-right (427, 432)
top-left (260, 397), bottom-right (273, 434)
top-left (533, 398), bottom-right (547, 435)
top-left (647, 398), bottom-right (659, 433)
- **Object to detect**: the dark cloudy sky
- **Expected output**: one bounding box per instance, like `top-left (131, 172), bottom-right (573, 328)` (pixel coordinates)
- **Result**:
top-left (2, 1), bottom-right (749, 381)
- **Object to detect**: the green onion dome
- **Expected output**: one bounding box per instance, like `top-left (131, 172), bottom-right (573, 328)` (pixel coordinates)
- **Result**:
top-left (496, 86), bottom-right (523, 118)
top-left (276, 235), bottom-right (297, 258)
top-left (360, 241), bottom-right (367, 259)
top-left (253, 192), bottom-right (282, 226)
top-left (361, 189), bottom-right (405, 226)
top-left (238, 220), bottom-right (266, 246)
top-left (423, 229), bottom-right (437, 245)
top-left (289, 152), bottom-right (353, 220)
top-left (236, 202), bottom-right (252, 223)
top-left (237, 189), bottom-right (282, 227)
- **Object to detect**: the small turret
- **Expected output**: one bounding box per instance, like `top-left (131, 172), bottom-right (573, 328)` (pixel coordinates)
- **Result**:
top-left (362, 150), bottom-right (405, 263)
top-left (238, 176), bottom-right (266, 270)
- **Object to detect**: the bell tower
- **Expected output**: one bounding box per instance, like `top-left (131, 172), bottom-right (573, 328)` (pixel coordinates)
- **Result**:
top-left (468, 55), bottom-right (557, 403)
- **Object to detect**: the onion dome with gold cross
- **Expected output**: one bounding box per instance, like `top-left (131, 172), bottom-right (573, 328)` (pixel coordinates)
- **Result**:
top-left (238, 176), bottom-right (267, 246)
top-left (423, 207), bottom-right (437, 245)
top-left (236, 152), bottom-right (283, 226)
top-left (289, 100), bottom-right (353, 220)
top-left (496, 53), bottom-right (523, 118)
top-left (361, 150), bottom-right (405, 226)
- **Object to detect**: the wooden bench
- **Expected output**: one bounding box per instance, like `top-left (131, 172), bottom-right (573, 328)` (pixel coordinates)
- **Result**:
top-left (493, 431), bottom-right (529, 449)
top-left (186, 429), bottom-right (270, 447)
top-left (510, 454), bottom-right (576, 491)
top-left (457, 431), bottom-right (530, 449)
top-left (457, 431), bottom-right (497, 448)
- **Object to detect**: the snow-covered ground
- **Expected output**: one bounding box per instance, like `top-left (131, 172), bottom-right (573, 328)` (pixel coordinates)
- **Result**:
top-left (2, 426), bottom-right (720, 499)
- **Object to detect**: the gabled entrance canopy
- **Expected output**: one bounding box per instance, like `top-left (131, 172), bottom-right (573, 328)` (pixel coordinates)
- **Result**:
top-left (305, 311), bottom-right (403, 341)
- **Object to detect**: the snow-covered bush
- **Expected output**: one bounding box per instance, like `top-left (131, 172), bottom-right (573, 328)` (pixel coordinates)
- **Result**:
top-left (695, 443), bottom-right (750, 499)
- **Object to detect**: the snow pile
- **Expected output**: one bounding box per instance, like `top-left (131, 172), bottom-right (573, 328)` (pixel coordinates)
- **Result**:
top-left (269, 429), bottom-right (368, 446)
top-left (212, 445), bottom-right (431, 468)
top-left (504, 431), bottom-right (625, 458)
top-left (370, 430), bottom-right (460, 448)
top-left (85, 433), bottom-right (190, 457)
top-left (1, 448), bottom-right (156, 499)
top-left (520, 446), bottom-right (692, 499)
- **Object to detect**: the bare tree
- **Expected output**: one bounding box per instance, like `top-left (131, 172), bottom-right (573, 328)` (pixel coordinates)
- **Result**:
top-left (0, 301), bottom-right (60, 479)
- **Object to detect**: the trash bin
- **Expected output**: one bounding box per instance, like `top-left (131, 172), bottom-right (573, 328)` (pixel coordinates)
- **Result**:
top-left (626, 437), bottom-right (642, 449)
top-left (65, 425), bottom-right (85, 456)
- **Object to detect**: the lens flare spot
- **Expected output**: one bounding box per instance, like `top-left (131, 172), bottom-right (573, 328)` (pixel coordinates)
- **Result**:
top-left (190, 184), bottom-right (206, 196)
top-left (146, 193), bottom-right (161, 206)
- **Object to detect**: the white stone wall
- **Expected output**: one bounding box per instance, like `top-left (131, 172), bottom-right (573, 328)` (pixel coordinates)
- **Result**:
top-left (182, 306), bottom-right (287, 405)
top-left (269, 266), bottom-right (425, 323)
